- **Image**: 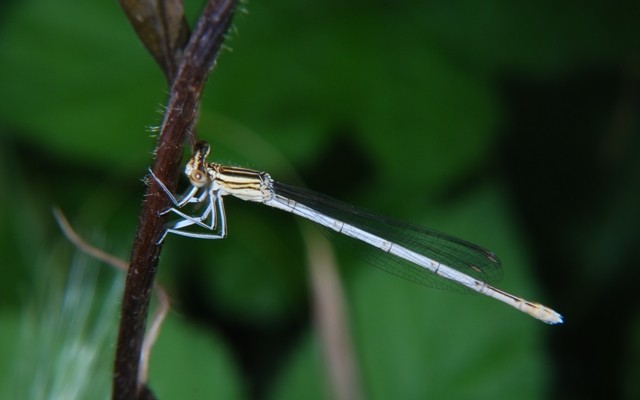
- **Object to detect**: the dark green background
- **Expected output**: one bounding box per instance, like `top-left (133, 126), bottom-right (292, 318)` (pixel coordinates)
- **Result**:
top-left (0, 0), bottom-right (639, 399)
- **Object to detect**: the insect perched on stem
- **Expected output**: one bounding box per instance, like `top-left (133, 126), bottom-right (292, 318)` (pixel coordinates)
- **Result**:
top-left (151, 141), bottom-right (563, 324)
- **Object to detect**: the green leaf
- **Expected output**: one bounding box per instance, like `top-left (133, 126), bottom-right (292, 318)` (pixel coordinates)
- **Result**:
top-left (348, 184), bottom-right (553, 399)
top-left (268, 333), bottom-right (325, 400)
top-left (202, 9), bottom-right (499, 189)
top-left (0, 0), bottom-right (167, 172)
top-left (148, 313), bottom-right (245, 400)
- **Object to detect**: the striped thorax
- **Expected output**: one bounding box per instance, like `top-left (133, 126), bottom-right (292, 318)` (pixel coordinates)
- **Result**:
top-left (209, 164), bottom-right (274, 202)
top-left (185, 141), bottom-right (274, 203)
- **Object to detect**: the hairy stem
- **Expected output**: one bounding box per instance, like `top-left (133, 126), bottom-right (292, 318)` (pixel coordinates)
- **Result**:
top-left (112, 1), bottom-right (237, 398)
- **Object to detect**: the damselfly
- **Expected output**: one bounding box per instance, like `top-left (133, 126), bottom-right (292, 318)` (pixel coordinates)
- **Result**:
top-left (150, 141), bottom-right (563, 324)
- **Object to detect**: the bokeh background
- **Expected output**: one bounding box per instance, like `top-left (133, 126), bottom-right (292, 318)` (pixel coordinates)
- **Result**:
top-left (1, 0), bottom-right (639, 399)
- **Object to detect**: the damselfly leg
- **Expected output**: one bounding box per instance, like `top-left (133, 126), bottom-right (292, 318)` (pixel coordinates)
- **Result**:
top-left (149, 169), bottom-right (228, 242)
top-left (148, 168), bottom-right (201, 207)
top-left (162, 192), bottom-right (227, 241)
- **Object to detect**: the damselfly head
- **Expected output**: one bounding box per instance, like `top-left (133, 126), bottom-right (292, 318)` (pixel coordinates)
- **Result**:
top-left (185, 141), bottom-right (212, 187)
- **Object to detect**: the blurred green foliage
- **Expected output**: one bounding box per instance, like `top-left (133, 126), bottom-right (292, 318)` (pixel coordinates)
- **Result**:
top-left (0, 0), bottom-right (638, 399)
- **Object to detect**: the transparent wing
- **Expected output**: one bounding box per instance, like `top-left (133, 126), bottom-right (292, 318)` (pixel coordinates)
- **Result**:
top-left (272, 181), bottom-right (503, 294)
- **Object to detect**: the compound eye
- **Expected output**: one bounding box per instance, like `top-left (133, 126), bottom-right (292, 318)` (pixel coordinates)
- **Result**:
top-left (189, 169), bottom-right (209, 187)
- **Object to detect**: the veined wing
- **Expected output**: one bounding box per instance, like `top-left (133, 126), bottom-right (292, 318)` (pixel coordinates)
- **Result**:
top-left (271, 181), bottom-right (503, 294)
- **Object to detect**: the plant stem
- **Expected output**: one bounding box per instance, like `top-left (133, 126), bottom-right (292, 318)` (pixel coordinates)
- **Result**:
top-left (112, 1), bottom-right (237, 398)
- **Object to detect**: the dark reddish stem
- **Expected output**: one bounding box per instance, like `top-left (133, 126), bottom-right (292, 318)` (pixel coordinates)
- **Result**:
top-left (112, 1), bottom-right (237, 398)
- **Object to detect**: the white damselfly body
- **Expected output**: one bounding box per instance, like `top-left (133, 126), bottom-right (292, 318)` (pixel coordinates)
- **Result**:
top-left (150, 141), bottom-right (563, 324)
